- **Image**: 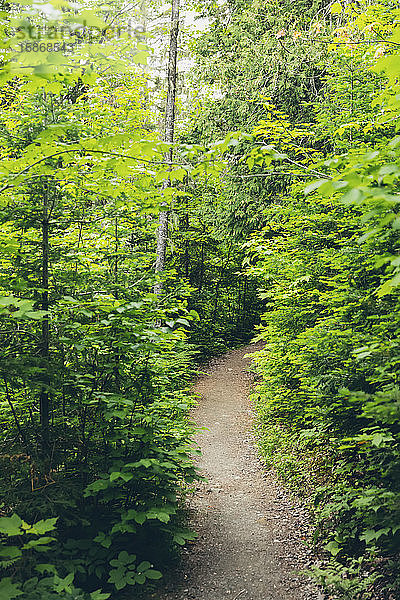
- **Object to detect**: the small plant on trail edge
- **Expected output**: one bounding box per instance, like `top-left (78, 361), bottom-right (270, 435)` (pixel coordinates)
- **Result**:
top-left (307, 557), bottom-right (382, 600)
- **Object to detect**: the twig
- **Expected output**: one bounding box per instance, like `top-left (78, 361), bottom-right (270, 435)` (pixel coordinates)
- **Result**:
top-left (0, 148), bottom-right (191, 194)
top-left (284, 156), bottom-right (332, 179)
top-left (233, 591), bottom-right (246, 600)
top-left (227, 171), bottom-right (312, 178)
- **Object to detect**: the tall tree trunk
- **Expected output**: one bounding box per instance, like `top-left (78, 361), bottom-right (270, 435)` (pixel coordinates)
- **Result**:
top-left (114, 216), bottom-right (119, 298)
top-left (184, 210), bottom-right (189, 279)
top-left (154, 0), bottom-right (180, 295)
top-left (40, 184), bottom-right (50, 453)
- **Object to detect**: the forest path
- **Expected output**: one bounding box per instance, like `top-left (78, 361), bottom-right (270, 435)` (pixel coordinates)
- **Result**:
top-left (156, 344), bottom-right (321, 600)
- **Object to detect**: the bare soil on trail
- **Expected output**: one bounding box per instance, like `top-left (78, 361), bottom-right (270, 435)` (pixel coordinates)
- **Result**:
top-left (156, 344), bottom-right (323, 600)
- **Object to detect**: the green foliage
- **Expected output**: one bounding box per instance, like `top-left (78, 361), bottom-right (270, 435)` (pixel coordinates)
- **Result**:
top-left (237, 1), bottom-right (400, 597)
top-left (170, 178), bottom-right (262, 357)
top-left (310, 557), bottom-right (382, 600)
top-left (187, 0), bottom-right (328, 136)
top-left (5, 0), bottom-right (400, 598)
top-left (107, 551), bottom-right (162, 589)
top-left (0, 514), bottom-right (100, 600)
top-left (0, 1), bottom-right (206, 597)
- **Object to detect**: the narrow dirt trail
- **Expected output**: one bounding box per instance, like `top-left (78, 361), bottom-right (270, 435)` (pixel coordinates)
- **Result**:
top-left (158, 344), bottom-right (321, 600)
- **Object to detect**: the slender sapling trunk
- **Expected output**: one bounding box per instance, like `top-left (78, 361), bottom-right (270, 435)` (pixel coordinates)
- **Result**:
top-left (154, 0), bottom-right (180, 294)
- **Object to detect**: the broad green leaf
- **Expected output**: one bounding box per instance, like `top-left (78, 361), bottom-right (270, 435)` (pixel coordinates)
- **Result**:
top-left (91, 590), bottom-right (111, 600)
top-left (144, 569), bottom-right (162, 580)
top-left (0, 578), bottom-right (23, 600)
top-left (325, 541), bottom-right (341, 556)
top-left (29, 517), bottom-right (58, 535)
top-left (331, 2), bottom-right (342, 14)
top-left (0, 515), bottom-right (23, 537)
top-left (0, 546), bottom-right (22, 561)
top-left (304, 179), bottom-right (329, 195)
top-left (137, 561), bottom-right (151, 572)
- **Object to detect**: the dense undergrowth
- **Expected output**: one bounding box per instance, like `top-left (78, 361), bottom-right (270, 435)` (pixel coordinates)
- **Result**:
top-left (0, 4), bottom-right (201, 599)
top-left (0, 73), bottom-right (203, 594)
top-left (240, 2), bottom-right (400, 597)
